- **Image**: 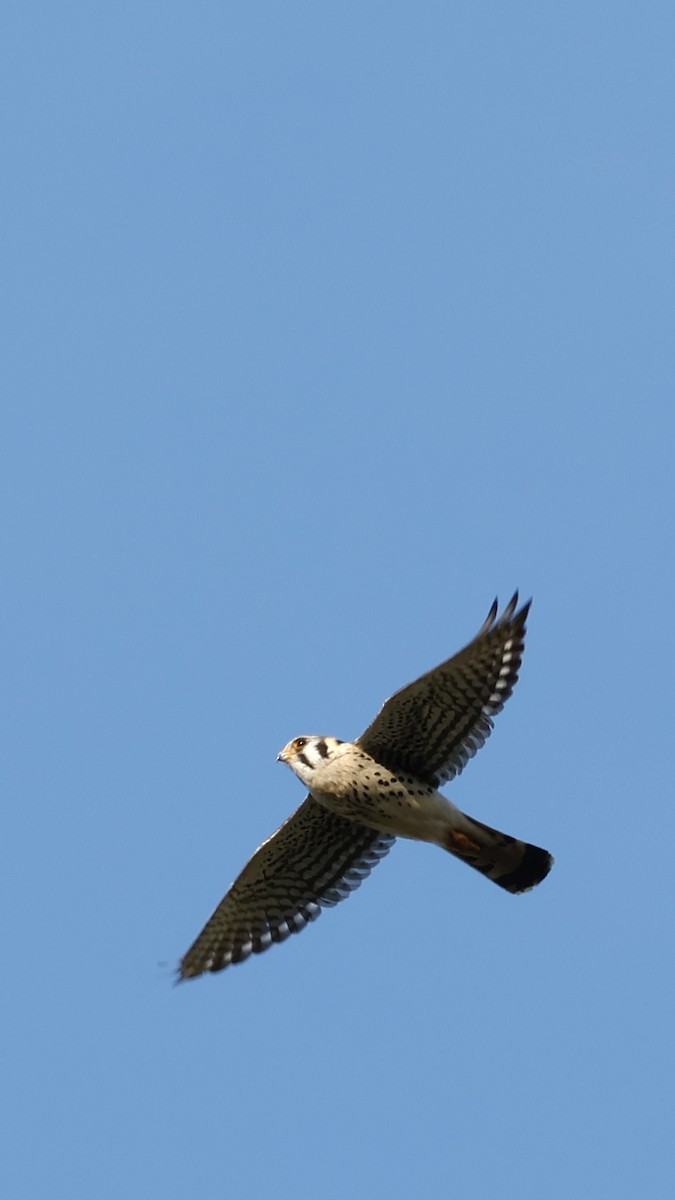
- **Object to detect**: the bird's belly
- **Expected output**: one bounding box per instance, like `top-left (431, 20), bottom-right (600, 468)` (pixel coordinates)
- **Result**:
top-left (309, 769), bottom-right (459, 845)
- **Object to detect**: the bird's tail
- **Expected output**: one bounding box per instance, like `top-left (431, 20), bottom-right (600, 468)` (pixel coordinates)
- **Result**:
top-left (444, 812), bottom-right (553, 894)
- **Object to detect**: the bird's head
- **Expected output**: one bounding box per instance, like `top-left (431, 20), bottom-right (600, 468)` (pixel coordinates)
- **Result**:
top-left (277, 735), bottom-right (346, 786)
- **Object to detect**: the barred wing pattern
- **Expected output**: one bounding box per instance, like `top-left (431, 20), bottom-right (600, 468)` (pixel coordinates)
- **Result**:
top-left (178, 798), bottom-right (395, 979)
top-left (357, 594), bottom-right (530, 788)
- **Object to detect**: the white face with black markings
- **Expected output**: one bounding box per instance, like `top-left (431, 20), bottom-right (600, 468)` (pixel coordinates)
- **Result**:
top-left (276, 735), bottom-right (347, 787)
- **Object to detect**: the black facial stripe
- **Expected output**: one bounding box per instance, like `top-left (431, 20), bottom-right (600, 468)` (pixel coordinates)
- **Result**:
top-left (316, 739), bottom-right (329, 758)
top-left (297, 752), bottom-right (312, 769)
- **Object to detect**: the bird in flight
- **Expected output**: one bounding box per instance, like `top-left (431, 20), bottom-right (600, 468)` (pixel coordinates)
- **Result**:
top-left (179, 594), bottom-right (552, 980)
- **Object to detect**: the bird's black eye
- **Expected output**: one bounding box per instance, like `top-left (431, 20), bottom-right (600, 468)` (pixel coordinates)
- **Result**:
top-left (294, 737), bottom-right (307, 750)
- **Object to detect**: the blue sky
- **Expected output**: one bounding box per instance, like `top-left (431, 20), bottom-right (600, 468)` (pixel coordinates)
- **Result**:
top-left (3, 3), bottom-right (674, 1197)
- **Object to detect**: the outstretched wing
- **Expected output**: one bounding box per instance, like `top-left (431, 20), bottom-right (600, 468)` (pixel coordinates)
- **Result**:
top-left (357, 594), bottom-right (530, 787)
top-left (178, 799), bottom-right (395, 979)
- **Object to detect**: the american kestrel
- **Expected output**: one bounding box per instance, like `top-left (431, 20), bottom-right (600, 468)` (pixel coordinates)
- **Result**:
top-left (179, 594), bottom-right (552, 980)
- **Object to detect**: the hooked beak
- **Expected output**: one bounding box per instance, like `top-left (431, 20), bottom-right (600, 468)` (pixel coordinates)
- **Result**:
top-left (277, 747), bottom-right (291, 764)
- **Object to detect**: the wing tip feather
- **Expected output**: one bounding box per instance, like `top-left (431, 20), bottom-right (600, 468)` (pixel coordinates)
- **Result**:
top-left (479, 591), bottom-right (531, 636)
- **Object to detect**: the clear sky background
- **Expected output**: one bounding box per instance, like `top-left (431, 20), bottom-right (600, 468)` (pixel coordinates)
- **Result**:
top-left (3, 3), bottom-right (674, 1197)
